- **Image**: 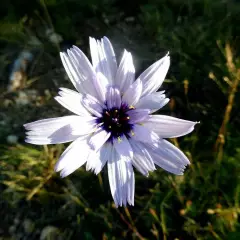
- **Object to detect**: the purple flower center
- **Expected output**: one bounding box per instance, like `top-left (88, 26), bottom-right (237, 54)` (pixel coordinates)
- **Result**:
top-left (97, 105), bottom-right (133, 139)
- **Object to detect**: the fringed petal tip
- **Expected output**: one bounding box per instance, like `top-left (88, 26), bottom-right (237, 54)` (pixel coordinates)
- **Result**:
top-left (23, 122), bottom-right (33, 130)
top-left (178, 120), bottom-right (199, 138)
top-left (114, 202), bottom-right (134, 208)
top-left (54, 164), bottom-right (60, 173)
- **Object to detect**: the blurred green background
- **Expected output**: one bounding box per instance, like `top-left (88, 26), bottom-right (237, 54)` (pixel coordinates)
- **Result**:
top-left (0, 0), bottom-right (240, 239)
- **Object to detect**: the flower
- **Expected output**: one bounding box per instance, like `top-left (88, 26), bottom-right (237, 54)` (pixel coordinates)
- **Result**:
top-left (24, 36), bottom-right (197, 207)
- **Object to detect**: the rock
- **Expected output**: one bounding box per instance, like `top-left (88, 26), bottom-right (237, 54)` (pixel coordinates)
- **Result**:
top-left (6, 135), bottom-right (18, 144)
top-left (23, 219), bottom-right (35, 234)
top-left (40, 226), bottom-right (61, 240)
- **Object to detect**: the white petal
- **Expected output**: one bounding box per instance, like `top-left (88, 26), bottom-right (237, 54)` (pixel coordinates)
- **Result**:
top-left (137, 54), bottom-right (170, 97)
top-left (88, 128), bottom-right (110, 151)
top-left (151, 152), bottom-right (185, 175)
top-left (136, 92), bottom-right (170, 113)
top-left (113, 134), bottom-right (133, 162)
top-left (89, 37), bottom-right (117, 84)
top-left (60, 52), bottom-right (83, 93)
top-left (106, 86), bottom-right (121, 109)
top-left (108, 148), bottom-right (135, 206)
top-left (131, 124), bottom-right (159, 146)
top-left (93, 72), bottom-right (109, 103)
top-left (69, 46), bottom-right (98, 96)
top-left (127, 109), bottom-right (150, 124)
top-left (129, 139), bottom-right (156, 176)
top-left (55, 136), bottom-right (92, 177)
top-left (81, 94), bottom-right (104, 118)
top-left (24, 116), bottom-right (96, 145)
top-left (158, 139), bottom-right (190, 165)
top-left (146, 139), bottom-right (190, 175)
top-left (70, 117), bottom-right (98, 136)
top-left (94, 39), bottom-right (108, 77)
top-left (70, 46), bottom-right (95, 80)
top-left (86, 142), bottom-right (113, 174)
top-left (55, 88), bottom-right (90, 116)
top-left (102, 37), bottom-right (118, 82)
top-left (89, 37), bottom-right (99, 70)
top-left (122, 79), bottom-right (142, 106)
top-left (60, 46), bottom-right (99, 98)
top-left (143, 115), bottom-right (197, 138)
top-left (115, 50), bottom-right (135, 92)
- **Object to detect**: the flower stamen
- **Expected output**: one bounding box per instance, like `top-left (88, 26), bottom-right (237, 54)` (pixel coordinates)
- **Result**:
top-left (105, 111), bottom-right (110, 116)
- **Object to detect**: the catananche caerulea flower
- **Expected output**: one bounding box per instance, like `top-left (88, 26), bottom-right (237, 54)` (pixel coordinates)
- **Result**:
top-left (24, 37), bottom-right (197, 207)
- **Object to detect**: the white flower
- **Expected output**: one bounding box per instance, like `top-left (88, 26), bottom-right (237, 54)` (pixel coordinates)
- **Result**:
top-left (24, 37), bottom-right (197, 207)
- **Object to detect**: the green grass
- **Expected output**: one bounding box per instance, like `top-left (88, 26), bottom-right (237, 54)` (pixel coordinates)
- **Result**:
top-left (0, 0), bottom-right (240, 239)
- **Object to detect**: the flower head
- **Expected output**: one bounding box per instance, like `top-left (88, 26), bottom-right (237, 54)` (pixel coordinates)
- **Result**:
top-left (24, 37), bottom-right (197, 207)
